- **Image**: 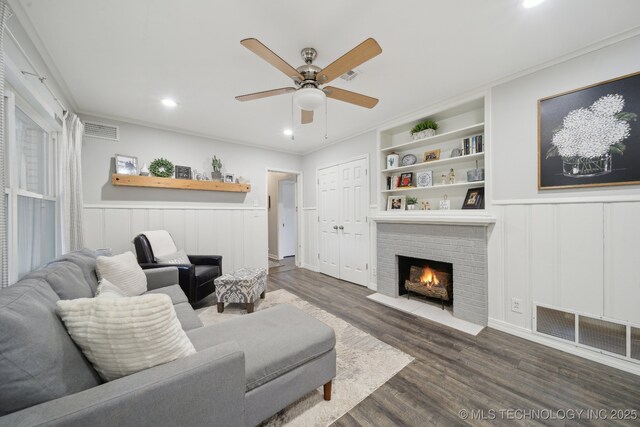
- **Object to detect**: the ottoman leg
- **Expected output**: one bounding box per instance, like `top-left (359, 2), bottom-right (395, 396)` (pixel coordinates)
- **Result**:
top-left (217, 302), bottom-right (224, 313)
top-left (260, 290), bottom-right (266, 299)
top-left (246, 302), bottom-right (254, 313)
top-left (323, 380), bottom-right (332, 401)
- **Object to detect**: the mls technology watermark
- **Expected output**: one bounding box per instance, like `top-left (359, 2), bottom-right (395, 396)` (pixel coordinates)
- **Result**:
top-left (457, 408), bottom-right (638, 421)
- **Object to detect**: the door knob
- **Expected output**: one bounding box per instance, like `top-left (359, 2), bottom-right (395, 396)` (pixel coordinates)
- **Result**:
top-left (333, 225), bottom-right (338, 230)
top-left (338, 225), bottom-right (344, 230)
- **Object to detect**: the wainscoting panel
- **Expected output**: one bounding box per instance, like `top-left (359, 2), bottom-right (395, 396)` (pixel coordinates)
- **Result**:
top-left (83, 206), bottom-right (268, 273)
top-left (302, 208), bottom-right (319, 271)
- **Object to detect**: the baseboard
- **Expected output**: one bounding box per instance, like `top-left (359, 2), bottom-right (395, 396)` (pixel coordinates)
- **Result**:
top-left (302, 263), bottom-right (320, 272)
top-left (367, 282), bottom-right (377, 291)
top-left (268, 254), bottom-right (279, 261)
top-left (488, 318), bottom-right (640, 376)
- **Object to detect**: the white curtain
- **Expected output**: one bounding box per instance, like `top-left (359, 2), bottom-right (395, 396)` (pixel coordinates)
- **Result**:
top-left (58, 112), bottom-right (85, 253)
top-left (0, 1), bottom-right (12, 286)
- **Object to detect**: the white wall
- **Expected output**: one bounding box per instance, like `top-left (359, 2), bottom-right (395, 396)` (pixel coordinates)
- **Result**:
top-left (487, 34), bottom-right (640, 369)
top-left (81, 116), bottom-right (301, 271)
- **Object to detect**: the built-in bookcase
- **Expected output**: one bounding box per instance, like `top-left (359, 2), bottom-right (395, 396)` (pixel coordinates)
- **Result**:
top-left (377, 96), bottom-right (487, 213)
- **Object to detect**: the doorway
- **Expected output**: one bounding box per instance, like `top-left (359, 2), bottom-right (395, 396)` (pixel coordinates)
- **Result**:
top-left (266, 170), bottom-right (301, 270)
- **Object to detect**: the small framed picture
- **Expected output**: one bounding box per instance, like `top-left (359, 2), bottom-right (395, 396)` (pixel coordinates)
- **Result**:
top-left (224, 173), bottom-right (235, 183)
top-left (423, 149), bottom-right (441, 162)
top-left (462, 187), bottom-right (485, 209)
top-left (175, 165), bottom-right (192, 179)
top-left (115, 154), bottom-right (138, 175)
top-left (399, 172), bottom-right (413, 187)
top-left (390, 175), bottom-right (400, 190)
top-left (416, 170), bottom-right (433, 187)
top-left (387, 195), bottom-right (406, 211)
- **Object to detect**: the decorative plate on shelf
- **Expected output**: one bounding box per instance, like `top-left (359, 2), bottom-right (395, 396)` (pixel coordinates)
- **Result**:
top-left (401, 154), bottom-right (417, 166)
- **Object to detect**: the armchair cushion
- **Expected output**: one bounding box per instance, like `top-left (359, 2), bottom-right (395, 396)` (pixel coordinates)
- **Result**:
top-left (156, 249), bottom-right (191, 265)
top-left (195, 265), bottom-right (221, 286)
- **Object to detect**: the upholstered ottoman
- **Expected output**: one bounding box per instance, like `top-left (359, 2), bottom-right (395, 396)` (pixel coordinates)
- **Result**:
top-left (215, 267), bottom-right (267, 313)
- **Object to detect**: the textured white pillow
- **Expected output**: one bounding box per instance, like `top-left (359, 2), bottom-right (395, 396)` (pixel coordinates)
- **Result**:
top-left (96, 251), bottom-right (147, 296)
top-left (56, 294), bottom-right (196, 381)
top-left (95, 278), bottom-right (126, 298)
top-left (155, 249), bottom-right (191, 265)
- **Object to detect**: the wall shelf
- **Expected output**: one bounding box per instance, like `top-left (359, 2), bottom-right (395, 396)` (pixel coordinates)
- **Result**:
top-left (382, 152), bottom-right (484, 174)
top-left (111, 174), bottom-right (251, 193)
top-left (382, 181), bottom-right (484, 193)
top-left (380, 122), bottom-right (484, 154)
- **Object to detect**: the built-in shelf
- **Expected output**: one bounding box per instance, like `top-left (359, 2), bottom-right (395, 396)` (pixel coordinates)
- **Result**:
top-left (382, 180), bottom-right (484, 193)
top-left (371, 211), bottom-right (495, 226)
top-left (382, 152), bottom-right (484, 174)
top-left (380, 122), bottom-right (484, 154)
top-left (111, 174), bottom-right (251, 193)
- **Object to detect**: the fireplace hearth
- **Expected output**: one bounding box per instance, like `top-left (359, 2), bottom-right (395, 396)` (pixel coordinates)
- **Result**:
top-left (398, 255), bottom-right (453, 309)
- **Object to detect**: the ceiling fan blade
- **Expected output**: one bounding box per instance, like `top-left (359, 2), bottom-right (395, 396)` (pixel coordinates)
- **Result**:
top-left (301, 109), bottom-right (314, 124)
top-left (324, 86), bottom-right (378, 109)
top-left (240, 38), bottom-right (304, 81)
top-left (316, 38), bottom-right (382, 84)
top-left (235, 87), bottom-right (296, 102)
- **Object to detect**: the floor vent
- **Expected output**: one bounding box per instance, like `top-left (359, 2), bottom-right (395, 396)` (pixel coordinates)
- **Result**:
top-left (535, 304), bottom-right (639, 364)
top-left (84, 121), bottom-right (119, 141)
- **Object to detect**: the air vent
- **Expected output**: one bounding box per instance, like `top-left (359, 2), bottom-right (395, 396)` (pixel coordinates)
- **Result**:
top-left (84, 121), bottom-right (119, 141)
top-left (340, 70), bottom-right (358, 81)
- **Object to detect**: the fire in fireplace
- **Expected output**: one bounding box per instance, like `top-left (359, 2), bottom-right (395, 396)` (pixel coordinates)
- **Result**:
top-left (397, 256), bottom-right (453, 309)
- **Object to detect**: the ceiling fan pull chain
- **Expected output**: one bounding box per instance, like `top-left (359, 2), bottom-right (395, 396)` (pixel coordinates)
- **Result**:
top-left (324, 95), bottom-right (328, 140)
top-left (291, 96), bottom-right (295, 141)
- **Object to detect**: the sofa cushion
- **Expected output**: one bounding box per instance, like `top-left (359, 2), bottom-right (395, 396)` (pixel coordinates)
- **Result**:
top-left (96, 278), bottom-right (126, 298)
top-left (56, 248), bottom-right (100, 294)
top-left (96, 251), bottom-right (147, 296)
top-left (57, 294), bottom-right (196, 382)
top-left (145, 284), bottom-right (188, 305)
top-left (174, 302), bottom-right (205, 331)
top-left (0, 279), bottom-right (101, 416)
top-left (23, 261), bottom-right (94, 300)
top-left (195, 265), bottom-right (220, 286)
top-left (187, 304), bottom-right (335, 391)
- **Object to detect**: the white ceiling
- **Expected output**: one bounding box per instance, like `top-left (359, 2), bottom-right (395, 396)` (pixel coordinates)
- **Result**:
top-left (13, 0), bottom-right (640, 154)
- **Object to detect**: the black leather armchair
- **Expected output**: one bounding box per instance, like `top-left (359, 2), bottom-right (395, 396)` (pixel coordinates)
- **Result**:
top-left (133, 234), bottom-right (222, 304)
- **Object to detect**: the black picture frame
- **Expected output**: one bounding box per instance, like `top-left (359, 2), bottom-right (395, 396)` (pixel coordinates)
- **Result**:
top-left (175, 165), bottom-right (192, 179)
top-left (538, 71), bottom-right (640, 190)
top-left (461, 187), bottom-right (484, 210)
top-left (399, 172), bottom-right (413, 187)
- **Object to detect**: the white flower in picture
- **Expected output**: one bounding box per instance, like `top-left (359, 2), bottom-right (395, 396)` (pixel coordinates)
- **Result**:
top-left (548, 94), bottom-right (633, 159)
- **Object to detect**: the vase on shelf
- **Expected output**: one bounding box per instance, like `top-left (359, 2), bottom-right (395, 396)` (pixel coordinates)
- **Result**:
top-left (562, 153), bottom-right (612, 178)
top-left (211, 171), bottom-right (223, 182)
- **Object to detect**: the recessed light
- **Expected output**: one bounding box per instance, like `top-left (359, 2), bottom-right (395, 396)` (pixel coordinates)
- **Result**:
top-left (523, 0), bottom-right (545, 8)
top-left (161, 98), bottom-right (177, 107)
top-left (283, 129), bottom-right (293, 136)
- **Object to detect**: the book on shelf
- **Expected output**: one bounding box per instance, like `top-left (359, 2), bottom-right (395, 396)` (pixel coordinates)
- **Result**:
top-left (462, 134), bottom-right (483, 155)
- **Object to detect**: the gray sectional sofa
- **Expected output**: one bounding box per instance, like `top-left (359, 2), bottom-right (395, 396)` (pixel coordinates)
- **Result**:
top-left (0, 249), bottom-right (336, 427)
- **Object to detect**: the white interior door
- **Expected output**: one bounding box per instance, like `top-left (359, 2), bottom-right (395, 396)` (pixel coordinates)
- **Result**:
top-left (318, 166), bottom-right (340, 277)
top-left (317, 158), bottom-right (369, 286)
top-left (278, 180), bottom-right (297, 258)
top-left (338, 158), bottom-right (369, 286)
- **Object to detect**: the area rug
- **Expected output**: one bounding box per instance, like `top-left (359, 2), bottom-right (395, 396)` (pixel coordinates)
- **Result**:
top-left (196, 289), bottom-right (414, 427)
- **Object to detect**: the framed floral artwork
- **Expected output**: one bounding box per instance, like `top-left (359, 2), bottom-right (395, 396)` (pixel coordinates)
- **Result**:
top-left (538, 71), bottom-right (640, 190)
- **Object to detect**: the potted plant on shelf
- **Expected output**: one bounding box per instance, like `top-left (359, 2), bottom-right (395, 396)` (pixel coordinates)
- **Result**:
top-left (406, 196), bottom-right (418, 210)
top-left (211, 156), bottom-right (223, 181)
top-left (410, 120), bottom-right (438, 140)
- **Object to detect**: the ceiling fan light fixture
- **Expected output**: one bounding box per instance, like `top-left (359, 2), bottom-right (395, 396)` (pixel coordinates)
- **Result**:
top-left (293, 87), bottom-right (326, 111)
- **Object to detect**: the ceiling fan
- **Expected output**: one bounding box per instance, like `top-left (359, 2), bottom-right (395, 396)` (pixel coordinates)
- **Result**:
top-left (236, 38), bottom-right (382, 125)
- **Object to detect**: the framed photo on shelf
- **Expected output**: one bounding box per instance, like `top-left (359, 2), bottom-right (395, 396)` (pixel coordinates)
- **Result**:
top-left (423, 149), bottom-right (441, 162)
top-left (390, 175), bottom-right (400, 190)
top-left (539, 71), bottom-right (640, 190)
top-left (416, 170), bottom-right (433, 187)
top-left (115, 154), bottom-right (138, 175)
top-left (461, 187), bottom-right (485, 209)
top-left (224, 173), bottom-right (235, 183)
top-left (387, 195), bottom-right (406, 211)
top-left (174, 165), bottom-right (192, 179)
top-left (399, 172), bottom-right (413, 187)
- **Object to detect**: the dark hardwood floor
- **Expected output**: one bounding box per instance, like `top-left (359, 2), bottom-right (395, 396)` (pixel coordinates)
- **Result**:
top-left (268, 267), bottom-right (640, 427)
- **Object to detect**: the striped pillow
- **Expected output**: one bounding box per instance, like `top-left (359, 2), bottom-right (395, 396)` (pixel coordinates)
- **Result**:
top-left (56, 294), bottom-right (196, 381)
top-left (96, 251), bottom-right (147, 296)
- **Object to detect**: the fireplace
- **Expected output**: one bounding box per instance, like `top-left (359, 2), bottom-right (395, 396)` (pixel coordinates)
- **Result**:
top-left (397, 255), bottom-right (453, 309)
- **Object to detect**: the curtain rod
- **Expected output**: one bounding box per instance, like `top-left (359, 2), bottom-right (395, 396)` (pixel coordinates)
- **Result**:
top-left (5, 27), bottom-right (68, 114)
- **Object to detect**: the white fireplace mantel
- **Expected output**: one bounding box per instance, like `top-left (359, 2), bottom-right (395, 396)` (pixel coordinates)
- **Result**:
top-left (370, 212), bottom-right (496, 226)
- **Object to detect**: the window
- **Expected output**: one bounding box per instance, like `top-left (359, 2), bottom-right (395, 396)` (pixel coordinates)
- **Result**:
top-left (4, 89), bottom-right (58, 283)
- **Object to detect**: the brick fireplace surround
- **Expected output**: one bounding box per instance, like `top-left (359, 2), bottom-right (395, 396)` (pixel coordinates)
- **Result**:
top-left (376, 222), bottom-right (488, 326)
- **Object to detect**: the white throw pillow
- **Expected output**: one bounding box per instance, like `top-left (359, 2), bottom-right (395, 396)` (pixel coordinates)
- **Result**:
top-left (155, 249), bottom-right (191, 265)
top-left (56, 294), bottom-right (196, 381)
top-left (95, 278), bottom-right (125, 298)
top-left (96, 251), bottom-right (147, 296)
